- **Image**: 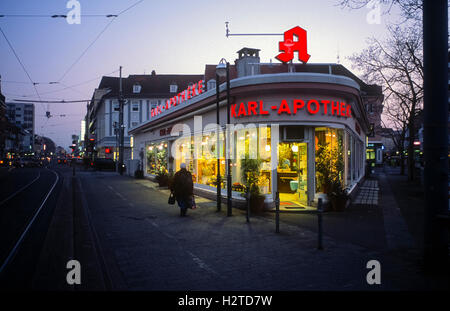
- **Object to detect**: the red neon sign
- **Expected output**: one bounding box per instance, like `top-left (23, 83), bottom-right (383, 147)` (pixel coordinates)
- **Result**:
top-left (276, 26), bottom-right (311, 64)
top-left (231, 99), bottom-right (352, 118)
top-left (151, 80), bottom-right (205, 118)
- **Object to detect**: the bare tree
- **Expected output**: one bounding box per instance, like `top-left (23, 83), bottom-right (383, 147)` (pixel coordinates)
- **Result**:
top-left (337, 0), bottom-right (422, 21)
top-left (349, 25), bottom-right (423, 180)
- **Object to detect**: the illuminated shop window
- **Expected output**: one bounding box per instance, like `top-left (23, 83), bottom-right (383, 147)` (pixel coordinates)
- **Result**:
top-left (315, 127), bottom-right (344, 193)
top-left (232, 126), bottom-right (271, 194)
top-left (146, 141), bottom-right (168, 175)
top-left (195, 132), bottom-right (225, 188)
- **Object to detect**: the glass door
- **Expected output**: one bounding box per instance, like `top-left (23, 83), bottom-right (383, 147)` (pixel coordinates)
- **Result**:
top-left (277, 142), bottom-right (308, 207)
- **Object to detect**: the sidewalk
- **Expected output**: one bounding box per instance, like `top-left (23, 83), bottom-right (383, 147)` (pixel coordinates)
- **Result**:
top-left (70, 171), bottom-right (448, 290)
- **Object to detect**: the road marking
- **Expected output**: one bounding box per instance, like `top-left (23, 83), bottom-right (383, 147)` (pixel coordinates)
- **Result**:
top-left (187, 251), bottom-right (220, 277)
top-left (0, 169), bottom-right (59, 275)
top-left (0, 171), bottom-right (41, 207)
top-left (147, 219), bottom-right (221, 277)
top-left (107, 185), bottom-right (126, 201)
top-left (148, 220), bottom-right (175, 239)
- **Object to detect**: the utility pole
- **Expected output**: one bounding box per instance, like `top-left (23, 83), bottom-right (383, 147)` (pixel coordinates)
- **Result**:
top-left (423, 0), bottom-right (449, 270)
top-left (216, 72), bottom-right (221, 212)
top-left (118, 66), bottom-right (125, 175)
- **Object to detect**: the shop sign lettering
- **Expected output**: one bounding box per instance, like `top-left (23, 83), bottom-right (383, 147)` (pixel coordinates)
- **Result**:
top-left (231, 99), bottom-right (352, 118)
top-left (151, 80), bottom-right (205, 118)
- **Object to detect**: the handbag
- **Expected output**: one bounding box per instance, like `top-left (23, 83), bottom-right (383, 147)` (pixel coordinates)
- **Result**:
top-left (168, 192), bottom-right (176, 205)
top-left (190, 196), bottom-right (197, 209)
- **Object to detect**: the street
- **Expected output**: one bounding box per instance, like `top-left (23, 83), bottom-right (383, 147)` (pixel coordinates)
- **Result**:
top-left (0, 164), bottom-right (447, 291)
top-left (0, 166), bottom-right (61, 288)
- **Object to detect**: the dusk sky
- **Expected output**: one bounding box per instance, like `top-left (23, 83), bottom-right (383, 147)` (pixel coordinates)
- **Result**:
top-left (0, 0), bottom-right (401, 149)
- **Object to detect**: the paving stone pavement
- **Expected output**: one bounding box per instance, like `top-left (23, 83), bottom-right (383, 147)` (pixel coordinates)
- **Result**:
top-left (75, 173), bottom-right (447, 291)
top-left (353, 179), bottom-right (379, 206)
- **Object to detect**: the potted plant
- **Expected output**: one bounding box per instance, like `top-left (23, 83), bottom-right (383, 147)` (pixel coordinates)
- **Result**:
top-left (328, 179), bottom-right (349, 211)
top-left (315, 143), bottom-right (333, 194)
top-left (315, 141), bottom-right (347, 211)
top-left (155, 168), bottom-right (169, 187)
top-left (134, 162), bottom-right (144, 179)
top-left (134, 169), bottom-right (144, 179)
top-left (241, 155), bottom-right (265, 214)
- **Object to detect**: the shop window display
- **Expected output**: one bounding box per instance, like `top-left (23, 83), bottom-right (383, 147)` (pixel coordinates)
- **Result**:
top-left (233, 126), bottom-right (271, 195)
top-left (196, 133), bottom-right (225, 188)
top-left (146, 142), bottom-right (168, 175)
top-left (315, 128), bottom-right (344, 193)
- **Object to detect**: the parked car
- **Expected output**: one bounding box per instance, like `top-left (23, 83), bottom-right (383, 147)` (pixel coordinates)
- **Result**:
top-left (57, 157), bottom-right (68, 165)
top-left (91, 158), bottom-right (116, 171)
top-left (12, 158), bottom-right (22, 168)
top-left (74, 158), bottom-right (84, 166)
top-left (0, 158), bottom-right (11, 167)
top-left (21, 157), bottom-right (41, 168)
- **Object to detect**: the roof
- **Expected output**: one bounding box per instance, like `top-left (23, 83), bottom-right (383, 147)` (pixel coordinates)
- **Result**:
top-left (97, 74), bottom-right (204, 99)
top-left (203, 62), bottom-right (383, 97)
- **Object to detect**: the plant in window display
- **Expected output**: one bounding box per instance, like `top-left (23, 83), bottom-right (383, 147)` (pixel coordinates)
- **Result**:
top-left (316, 141), bottom-right (348, 211)
top-left (241, 154), bottom-right (265, 213)
top-left (257, 175), bottom-right (270, 194)
top-left (232, 182), bottom-right (246, 192)
top-left (315, 142), bottom-right (334, 194)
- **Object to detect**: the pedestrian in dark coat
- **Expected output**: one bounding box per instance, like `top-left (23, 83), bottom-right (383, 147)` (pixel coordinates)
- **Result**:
top-left (170, 163), bottom-right (193, 216)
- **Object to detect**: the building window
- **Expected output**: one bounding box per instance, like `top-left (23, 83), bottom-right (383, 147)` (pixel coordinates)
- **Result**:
top-left (132, 101), bottom-right (139, 112)
top-left (170, 84), bottom-right (178, 93)
top-left (133, 84), bottom-right (142, 93)
top-left (113, 101), bottom-right (120, 111)
top-left (207, 79), bottom-right (216, 91)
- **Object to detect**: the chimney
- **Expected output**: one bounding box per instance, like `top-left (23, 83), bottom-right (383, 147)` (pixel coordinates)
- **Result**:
top-left (235, 47), bottom-right (260, 78)
top-left (151, 70), bottom-right (156, 76)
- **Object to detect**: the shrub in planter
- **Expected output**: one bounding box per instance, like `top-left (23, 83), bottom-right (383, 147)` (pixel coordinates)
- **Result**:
top-left (134, 169), bottom-right (144, 179)
top-left (241, 155), bottom-right (265, 214)
top-left (249, 185), bottom-right (266, 214)
top-left (155, 171), bottom-right (169, 187)
top-left (328, 179), bottom-right (349, 212)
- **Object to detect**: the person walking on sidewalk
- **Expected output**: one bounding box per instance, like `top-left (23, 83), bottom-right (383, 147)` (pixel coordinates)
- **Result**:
top-left (170, 163), bottom-right (194, 216)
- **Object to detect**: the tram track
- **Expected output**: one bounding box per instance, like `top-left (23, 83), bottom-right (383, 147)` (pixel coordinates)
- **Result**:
top-left (0, 168), bottom-right (60, 278)
top-left (0, 171), bottom-right (41, 207)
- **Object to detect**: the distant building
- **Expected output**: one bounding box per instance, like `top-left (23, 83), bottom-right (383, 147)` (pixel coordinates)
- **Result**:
top-left (34, 135), bottom-right (56, 155)
top-left (6, 102), bottom-right (35, 153)
top-left (0, 75), bottom-right (7, 157)
top-left (87, 71), bottom-right (203, 161)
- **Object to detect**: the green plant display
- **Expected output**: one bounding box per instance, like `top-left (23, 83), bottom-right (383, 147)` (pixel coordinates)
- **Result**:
top-left (240, 154), bottom-right (262, 196)
top-left (315, 141), bottom-right (344, 195)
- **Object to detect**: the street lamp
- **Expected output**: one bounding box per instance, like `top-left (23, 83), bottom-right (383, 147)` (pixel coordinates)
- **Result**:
top-left (216, 58), bottom-right (232, 216)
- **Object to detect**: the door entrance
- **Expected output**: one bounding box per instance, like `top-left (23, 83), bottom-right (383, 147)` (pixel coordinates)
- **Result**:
top-left (277, 142), bottom-right (308, 207)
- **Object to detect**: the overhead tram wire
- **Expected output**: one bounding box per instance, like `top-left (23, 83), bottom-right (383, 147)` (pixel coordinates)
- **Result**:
top-left (0, 25), bottom-right (46, 111)
top-left (0, 14), bottom-right (118, 18)
top-left (57, 18), bottom-right (116, 83)
top-left (6, 69), bottom-right (119, 98)
top-left (57, 0), bottom-right (146, 83)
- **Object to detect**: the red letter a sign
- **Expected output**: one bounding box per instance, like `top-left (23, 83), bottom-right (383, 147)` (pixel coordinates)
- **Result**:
top-left (276, 26), bottom-right (311, 63)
